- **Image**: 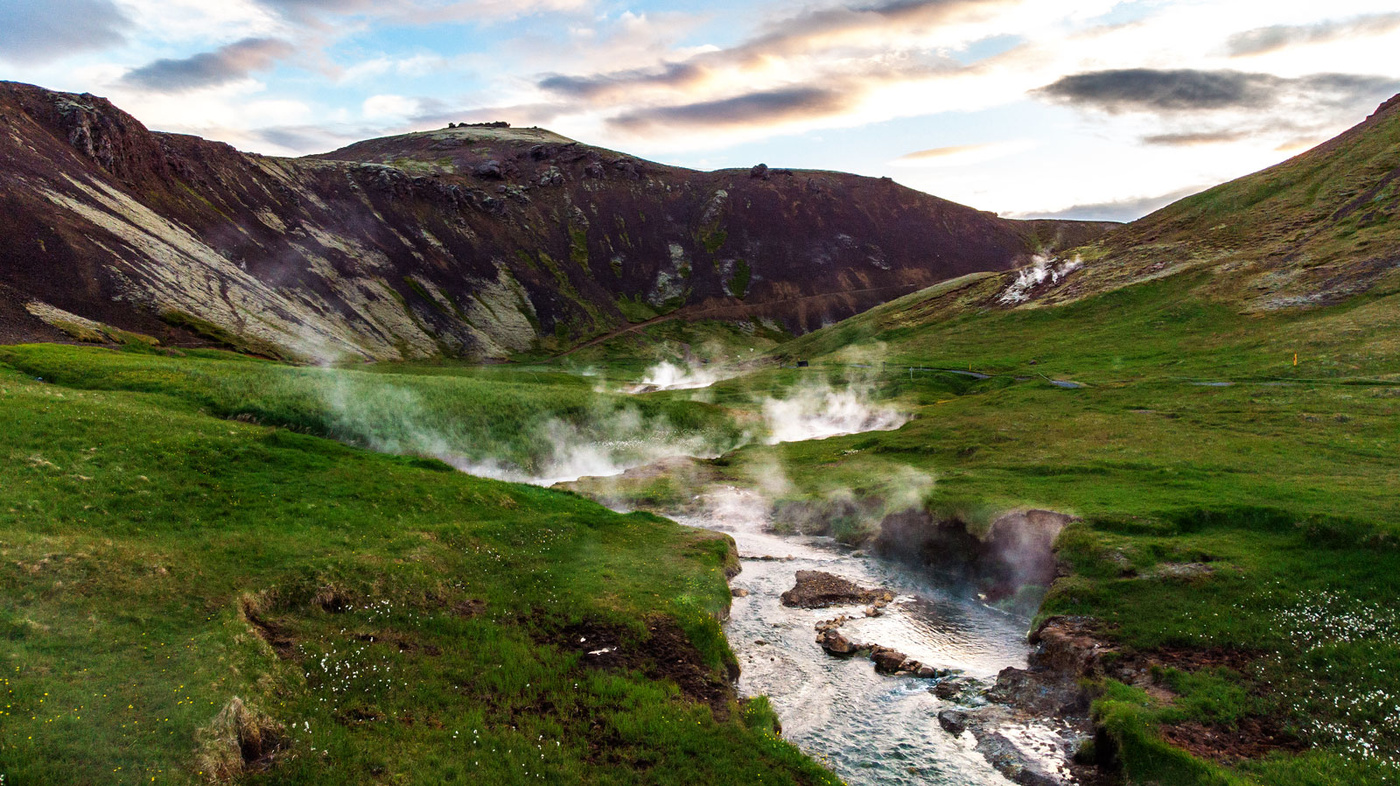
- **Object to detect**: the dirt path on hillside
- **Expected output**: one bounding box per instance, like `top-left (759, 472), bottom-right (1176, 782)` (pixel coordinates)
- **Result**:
top-left (554, 283), bottom-right (926, 359)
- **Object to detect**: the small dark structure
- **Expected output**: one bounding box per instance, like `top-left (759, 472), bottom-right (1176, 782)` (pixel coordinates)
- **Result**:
top-left (797, 360), bottom-right (810, 368)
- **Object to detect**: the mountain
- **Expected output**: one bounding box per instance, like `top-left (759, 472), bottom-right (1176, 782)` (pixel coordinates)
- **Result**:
top-left (775, 94), bottom-right (1400, 372)
top-left (1026, 94), bottom-right (1400, 311)
top-left (0, 81), bottom-right (1110, 361)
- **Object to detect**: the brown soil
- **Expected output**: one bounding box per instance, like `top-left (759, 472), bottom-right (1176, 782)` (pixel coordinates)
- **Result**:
top-left (539, 616), bottom-right (737, 719)
top-left (240, 599), bottom-right (296, 660)
top-left (1159, 716), bottom-right (1305, 763)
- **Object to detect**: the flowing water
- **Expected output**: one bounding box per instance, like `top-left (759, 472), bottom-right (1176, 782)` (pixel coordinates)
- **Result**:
top-left (674, 487), bottom-right (1035, 786)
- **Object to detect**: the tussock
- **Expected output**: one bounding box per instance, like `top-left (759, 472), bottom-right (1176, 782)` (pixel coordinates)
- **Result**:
top-left (194, 697), bottom-right (285, 782)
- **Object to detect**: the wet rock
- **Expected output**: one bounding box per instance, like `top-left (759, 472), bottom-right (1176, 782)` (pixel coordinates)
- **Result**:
top-left (814, 615), bottom-right (850, 633)
top-left (817, 629), bottom-right (861, 656)
top-left (863, 605), bottom-right (883, 617)
top-left (933, 676), bottom-right (979, 700)
top-left (916, 664), bottom-right (951, 679)
top-left (988, 667), bottom-right (1089, 716)
top-left (731, 588), bottom-right (749, 598)
top-left (871, 646), bottom-right (909, 674)
top-left (938, 708), bottom-right (969, 735)
top-left (780, 570), bottom-right (892, 608)
top-left (976, 732), bottom-right (1062, 786)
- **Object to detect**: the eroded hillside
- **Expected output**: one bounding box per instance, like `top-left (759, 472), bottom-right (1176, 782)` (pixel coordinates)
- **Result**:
top-left (0, 81), bottom-right (1109, 361)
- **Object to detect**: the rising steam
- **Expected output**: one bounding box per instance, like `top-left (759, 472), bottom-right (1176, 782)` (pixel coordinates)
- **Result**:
top-left (626, 360), bottom-right (738, 393)
top-left (761, 382), bottom-right (908, 444)
top-left (998, 255), bottom-right (1082, 305)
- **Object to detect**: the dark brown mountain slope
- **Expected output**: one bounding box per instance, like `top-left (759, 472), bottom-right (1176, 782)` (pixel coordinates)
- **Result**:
top-left (0, 81), bottom-right (1111, 360)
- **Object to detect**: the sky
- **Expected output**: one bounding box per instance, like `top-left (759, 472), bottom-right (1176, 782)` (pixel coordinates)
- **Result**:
top-left (2, 0), bottom-right (1399, 220)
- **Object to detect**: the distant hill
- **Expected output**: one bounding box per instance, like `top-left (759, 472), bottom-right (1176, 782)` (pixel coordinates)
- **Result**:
top-left (1033, 93), bottom-right (1400, 311)
top-left (0, 81), bottom-right (1109, 360)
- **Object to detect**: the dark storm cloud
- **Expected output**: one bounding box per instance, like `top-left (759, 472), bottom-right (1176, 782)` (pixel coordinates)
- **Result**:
top-left (0, 0), bottom-right (131, 63)
top-left (609, 87), bottom-right (850, 132)
top-left (1226, 13), bottom-right (1400, 57)
top-left (121, 38), bottom-right (296, 92)
top-left (1037, 69), bottom-right (1400, 115)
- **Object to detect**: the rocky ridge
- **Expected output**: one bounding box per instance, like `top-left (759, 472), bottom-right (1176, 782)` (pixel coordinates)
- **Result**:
top-left (0, 81), bottom-right (1113, 360)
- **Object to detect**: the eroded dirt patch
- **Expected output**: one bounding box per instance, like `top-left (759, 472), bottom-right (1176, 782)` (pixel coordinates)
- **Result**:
top-left (540, 616), bottom-right (737, 719)
top-left (1159, 717), bottom-right (1304, 763)
top-left (240, 597), bottom-right (297, 660)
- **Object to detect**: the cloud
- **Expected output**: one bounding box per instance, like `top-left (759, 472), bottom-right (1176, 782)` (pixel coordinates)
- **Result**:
top-left (891, 139), bottom-right (1037, 167)
top-left (539, 62), bottom-right (705, 101)
top-left (1037, 69), bottom-right (1277, 112)
top-left (609, 87), bottom-right (851, 133)
top-left (1140, 130), bottom-right (1251, 146)
top-left (251, 0), bottom-right (591, 25)
top-left (0, 0), bottom-right (131, 63)
top-left (1036, 69), bottom-right (1400, 115)
top-left (1016, 186), bottom-right (1205, 222)
top-left (122, 38), bottom-right (296, 92)
top-left (1227, 13), bottom-right (1400, 57)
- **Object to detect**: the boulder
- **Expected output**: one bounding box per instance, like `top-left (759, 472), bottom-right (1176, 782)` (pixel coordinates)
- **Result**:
top-left (871, 646), bottom-right (909, 674)
top-left (780, 570), bottom-right (891, 608)
top-left (817, 629), bottom-right (861, 656)
top-left (938, 708), bottom-right (969, 735)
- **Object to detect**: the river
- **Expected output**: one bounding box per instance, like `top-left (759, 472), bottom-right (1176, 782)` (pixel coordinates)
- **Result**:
top-left (673, 487), bottom-right (1038, 786)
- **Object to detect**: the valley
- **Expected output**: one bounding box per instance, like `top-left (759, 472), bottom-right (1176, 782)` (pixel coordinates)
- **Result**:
top-left (1, 80), bottom-right (1399, 786)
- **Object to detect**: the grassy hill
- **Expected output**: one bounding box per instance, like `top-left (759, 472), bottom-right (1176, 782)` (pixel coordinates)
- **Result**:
top-left (0, 345), bottom-right (834, 785)
top-left (698, 97), bottom-right (1400, 786)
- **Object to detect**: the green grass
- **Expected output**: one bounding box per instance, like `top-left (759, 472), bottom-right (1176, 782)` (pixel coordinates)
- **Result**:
top-left (657, 268), bottom-right (1400, 784)
top-left (0, 345), bottom-right (743, 478)
top-left (0, 349), bottom-right (836, 785)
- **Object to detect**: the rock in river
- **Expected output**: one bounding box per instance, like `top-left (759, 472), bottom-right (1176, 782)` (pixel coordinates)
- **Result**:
top-left (780, 570), bottom-right (893, 609)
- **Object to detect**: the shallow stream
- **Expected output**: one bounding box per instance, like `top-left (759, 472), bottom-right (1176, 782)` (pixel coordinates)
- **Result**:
top-left (674, 487), bottom-right (1035, 786)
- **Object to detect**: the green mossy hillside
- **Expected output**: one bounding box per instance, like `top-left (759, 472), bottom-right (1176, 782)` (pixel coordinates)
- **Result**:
top-left (0, 351), bottom-right (835, 785)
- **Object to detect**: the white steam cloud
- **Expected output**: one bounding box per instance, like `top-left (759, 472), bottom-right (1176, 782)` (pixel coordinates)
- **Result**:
top-left (761, 382), bottom-right (908, 444)
top-left (998, 255), bottom-right (1082, 305)
top-left (314, 369), bottom-right (733, 487)
top-left (627, 360), bottom-right (739, 393)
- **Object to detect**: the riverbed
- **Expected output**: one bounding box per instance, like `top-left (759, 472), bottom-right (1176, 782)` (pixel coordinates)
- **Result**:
top-left (673, 487), bottom-right (1037, 786)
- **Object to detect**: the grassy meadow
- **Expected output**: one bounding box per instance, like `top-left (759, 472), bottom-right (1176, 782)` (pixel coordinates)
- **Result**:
top-left (702, 271), bottom-right (1400, 785)
top-left (0, 346), bottom-right (834, 785)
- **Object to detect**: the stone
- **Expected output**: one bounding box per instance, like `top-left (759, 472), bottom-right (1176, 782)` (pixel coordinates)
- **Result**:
top-left (871, 646), bottom-right (910, 674)
top-left (817, 629), bottom-right (860, 656)
top-left (731, 588), bottom-right (749, 598)
top-left (937, 708), bottom-right (969, 735)
top-left (933, 677), bottom-right (977, 700)
top-left (780, 570), bottom-right (890, 609)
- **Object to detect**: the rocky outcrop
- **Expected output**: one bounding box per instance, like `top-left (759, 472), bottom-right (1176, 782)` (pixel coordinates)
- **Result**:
top-left (932, 616), bottom-right (1117, 786)
top-left (780, 570), bottom-right (893, 608)
top-left (0, 80), bottom-right (1113, 360)
top-left (875, 509), bottom-right (1076, 601)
